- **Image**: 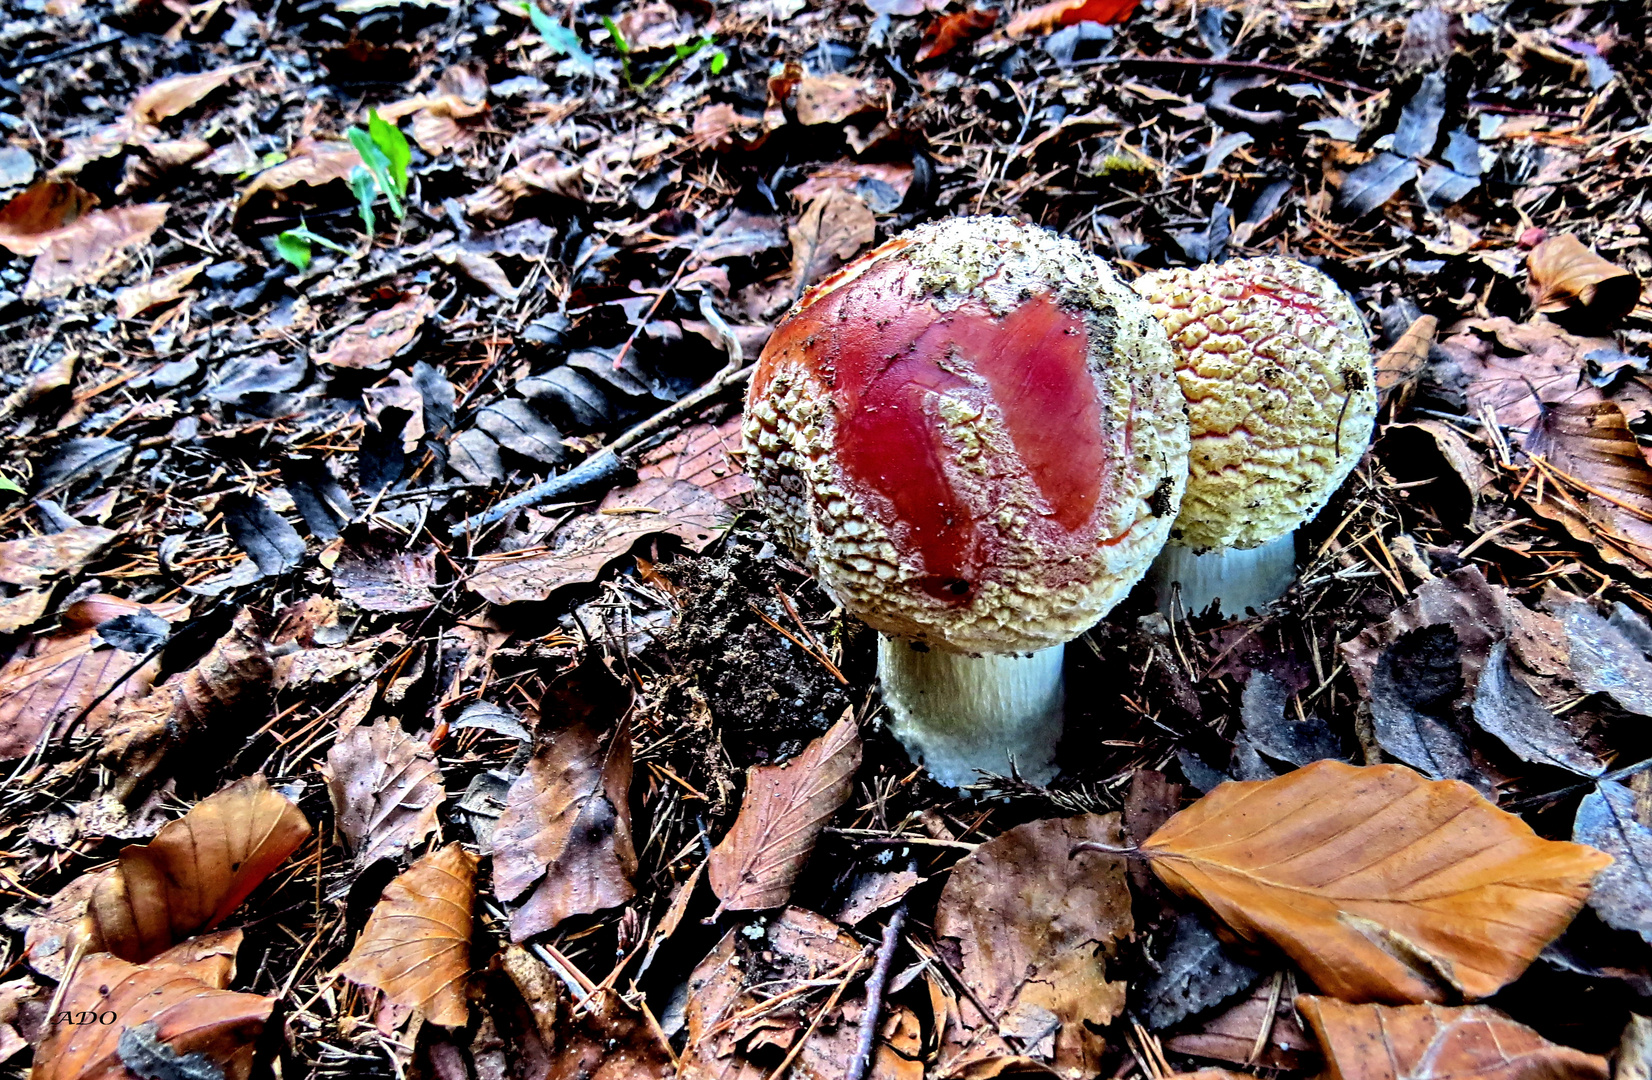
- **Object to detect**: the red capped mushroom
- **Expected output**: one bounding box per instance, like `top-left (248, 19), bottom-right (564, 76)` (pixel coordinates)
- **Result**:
top-left (743, 216), bottom-right (1190, 787)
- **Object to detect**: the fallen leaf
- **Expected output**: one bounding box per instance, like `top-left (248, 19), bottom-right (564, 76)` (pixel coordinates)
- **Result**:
top-left (0, 524), bottom-right (116, 586)
top-left (95, 609), bottom-right (273, 801)
top-left (337, 843), bottom-right (477, 1028)
top-left (114, 258), bottom-right (209, 319)
top-left (790, 161), bottom-right (915, 209)
top-left (1375, 314), bottom-right (1437, 413)
top-left (24, 203), bottom-right (168, 301)
top-left (89, 774), bottom-right (312, 962)
top-left (1557, 602), bottom-right (1652, 716)
top-left (633, 416), bottom-right (753, 504)
top-left (793, 74), bottom-right (891, 126)
top-left (708, 715), bottom-right (862, 911)
top-left (935, 814), bottom-right (1133, 1077)
top-left (466, 477), bottom-right (732, 605)
top-left (333, 528), bottom-right (438, 612)
top-left (129, 63), bottom-right (261, 126)
top-left (493, 712), bottom-right (637, 941)
top-left (314, 294), bottom-right (436, 369)
top-left (220, 491), bottom-right (306, 576)
top-left (1366, 624), bottom-right (1478, 785)
top-left (1572, 780), bottom-right (1652, 943)
top-left (475, 399), bottom-right (566, 463)
top-left (34, 933), bottom-right (277, 1080)
top-left (323, 720), bottom-right (443, 868)
top-left (1619, 1015), bottom-right (1652, 1080)
top-left (1005, 0), bottom-right (1140, 38)
top-left (1523, 401), bottom-right (1652, 573)
top-left (24, 868), bottom-right (112, 980)
top-left (1296, 996), bottom-right (1609, 1080)
top-left (1527, 234), bottom-right (1640, 324)
top-left (788, 187), bottom-right (876, 295)
top-left (500, 945), bottom-right (676, 1080)
top-left (0, 179), bottom-right (99, 256)
top-left (1140, 760), bottom-right (1613, 1003)
top-left (1138, 911), bottom-right (1260, 1031)
top-left (237, 139), bottom-right (362, 212)
top-left (916, 8), bottom-right (999, 64)
top-left (0, 589), bottom-right (52, 633)
top-left (838, 868), bottom-right (923, 926)
top-left (1164, 975), bottom-right (1317, 1070)
top-left (692, 103), bottom-right (763, 152)
top-left (1472, 641), bottom-right (1603, 776)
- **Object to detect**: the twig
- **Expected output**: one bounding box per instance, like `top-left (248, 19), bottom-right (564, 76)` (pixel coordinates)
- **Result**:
top-left (845, 903), bottom-right (907, 1080)
top-left (1067, 53), bottom-right (1378, 96)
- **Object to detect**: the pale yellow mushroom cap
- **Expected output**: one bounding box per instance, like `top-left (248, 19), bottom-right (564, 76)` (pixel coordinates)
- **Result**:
top-left (1132, 257), bottom-right (1377, 553)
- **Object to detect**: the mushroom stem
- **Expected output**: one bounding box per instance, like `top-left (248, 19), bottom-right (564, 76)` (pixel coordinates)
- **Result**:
top-left (877, 635), bottom-right (1064, 789)
top-left (1150, 532), bottom-right (1298, 618)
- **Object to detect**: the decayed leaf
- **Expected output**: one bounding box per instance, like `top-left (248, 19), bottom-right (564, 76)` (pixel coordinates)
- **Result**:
top-left (916, 8), bottom-right (999, 64)
top-left (24, 203), bottom-right (169, 301)
top-left (129, 63), bottom-right (261, 126)
top-left (708, 715), bottom-right (861, 911)
top-left (493, 712), bottom-right (636, 940)
top-left (1557, 602), bottom-right (1652, 716)
top-left (1005, 0), bottom-right (1140, 38)
top-left (1164, 976), bottom-right (1317, 1070)
top-left (333, 529), bottom-right (438, 612)
top-left (1527, 234), bottom-right (1640, 324)
top-left (323, 720), bottom-right (443, 868)
top-left (34, 932), bottom-right (277, 1080)
top-left (1522, 401), bottom-right (1652, 572)
top-left (237, 138), bottom-right (362, 210)
top-left (337, 843), bottom-right (477, 1028)
top-left (89, 774), bottom-right (312, 962)
top-left (935, 814), bottom-right (1133, 1078)
top-left (1572, 780), bottom-right (1652, 943)
top-left (0, 524), bottom-right (116, 586)
top-left (313, 294), bottom-right (436, 369)
top-left (0, 179), bottom-right (99, 256)
top-left (467, 477), bottom-right (732, 605)
top-left (0, 589), bottom-right (51, 633)
top-left (790, 161), bottom-right (915, 207)
top-left (1140, 760), bottom-right (1612, 1004)
top-left (25, 867), bottom-right (112, 980)
top-left (1296, 996), bottom-right (1609, 1080)
top-left (634, 417), bottom-right (753, 504)
top-left (1375, 314), bottom-right (1437, 413)
top-left (793, 74), bottom-right (892, 126)
top-left (788, 187), bottom-right (876, 295)
top-left (500, 944), bottom-right (676, 1079)
top-left (114, 258), bottom-right (209, 319)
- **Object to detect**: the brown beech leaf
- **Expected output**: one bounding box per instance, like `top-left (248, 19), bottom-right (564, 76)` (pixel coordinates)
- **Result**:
top-left (95, 610), bottom-right (273, 802)
top-left (1523, 401), bottom-right (1652, 573)
top-left (0, 524), bottom-right (116, 586)
top-left (633, 416), bottom-right (754, 505)
top-left (322, 720), bottom-right (443, 868)
top-left (314, 293), bottom-right (435, 369)
top-left (708, 715), bottom-right (861, 912)
top-left (24, 203), bottom-right (169, 301)
top-left (1527, 234), bottom-right (1640, 324)
top-left (1296, 996), bottom-right (1609, 1080)
top-left (792, 74), bottom-right (890, 126)
top-left (935, 815), bottom-right (1132, 1079)
top-left (114, 257), bottom-right (209, 319)
top-left (788, 187), bottom-right (876, 296)
top-left (333, 528), bottom-right (438, 612)
top-left (34, 932), bottom-right (277, 1080)
top-left (1375, 314), bottom-right (1437, 414)
top-left (89, 774), bottom-right (312, 962)
top-left (916, 8), bottom-right (999, 64)
top-left (337, 843), bottom-right (477, 1028)
top-left (0, 179), bottom-right (99, 256)
top-left (493, 712), bottom-right (636, 941)
top-left (128, 63), bottom-right (261, 126)
top-left (0, 589), bottom-right (51, 633)
top-left (24, 867), bottom-right (112, 980)
top-left (0, 595), bottom-right (181, 761)
top-left (1005, 0), bottom-right (1140, 38)
top-left (1164, 975), bottom-right (1319, 1070)
top-left (1140, 760), bottom-right (1612, 1004)
top-left (500, 945), bottom-right (676, 1080)
top-left (790, 161), bottom-right (915, 207)
top-left (237, 138), bottom-right (361, 212)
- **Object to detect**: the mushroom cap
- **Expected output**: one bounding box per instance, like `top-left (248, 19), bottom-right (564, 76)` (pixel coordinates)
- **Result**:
top-left (1132, 257), bottom-right (1377, 553)
top-left (743, 216), bottom-right (1190, 655)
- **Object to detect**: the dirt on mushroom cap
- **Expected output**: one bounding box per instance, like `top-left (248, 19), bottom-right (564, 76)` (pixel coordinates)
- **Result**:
top-left (743, 216), bottom-right (1190, 654)
top-left (1133, 257), bottom-right (1378, 553)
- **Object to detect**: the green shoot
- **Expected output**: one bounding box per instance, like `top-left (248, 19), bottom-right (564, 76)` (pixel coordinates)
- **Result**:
top-left (602, 19), bottom-right (720, 92)
top-left (369, 110), bottom-right (410, 197)
top-left (350, 166), bottom-right (377, 235)
top-left (524, 3), bottom-right (597, 74)
top-left (710, 48), bottom-right (728, 75)
top-left (346, 110), bottom-right (409, 220)
top-left (275, 222), bottom-right (350, 272)
top-left (0, 476), bottom-right (22, 497)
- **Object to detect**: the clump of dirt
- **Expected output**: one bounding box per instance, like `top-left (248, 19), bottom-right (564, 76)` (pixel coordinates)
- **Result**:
top-left (660, 524), bottom-right (872, 769)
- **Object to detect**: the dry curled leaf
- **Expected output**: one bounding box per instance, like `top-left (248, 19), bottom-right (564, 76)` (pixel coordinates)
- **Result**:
top-left (708, 714), bottom-right (861, 911)
top-left (1005, 0), bottom-right (1140, 38)
top-left (129, 63), bottom-right (261, 127)
top-left (0, 179), bottom-right (99, 256)
top-left (323, 720), bottom-right (443, 868)
top-left (237, 138), bottom-right (361, 211)
top-left (24, 203), bottom-right (168, 301)
top-left (935, 814), bottom-right (1133, 1078)
top-left (501, 944), bottom-right (676, 1080)
top-left (788, 187), bottom-right (875, 296)
top-left (493, 713), bottom-right (636, 941)
top-left (314, 293), bottom-right (436, 369)
top-left (89, 774), bottom-right (312, 962)
top-left (1140, 760), bottom-right (1612, 1004)
top-left (34, 932), bottom-right (276, 1080)
top-left (1527, 234), bottom-right (1640, 324)
top-left (337, 843), bottom-right (477, 1028)
top-left (916, 8), bottom-right (999, 64)
top-left (1296, 996), bottom-right (1609, 1080)
top-left (0, 524), bottom-right (116, 586)
top-left (1375, 314), bottom-right (1437, 414)
top-left (114, 258), bottom-right (209, 320)
top-left (1522, 401), bottom-right (1652, 573)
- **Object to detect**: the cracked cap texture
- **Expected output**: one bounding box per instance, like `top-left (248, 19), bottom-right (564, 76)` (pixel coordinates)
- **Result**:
top-left (1133, 257), bottom-right (1377, 553)
top-left (743, 216), bottom-right (1190, 654)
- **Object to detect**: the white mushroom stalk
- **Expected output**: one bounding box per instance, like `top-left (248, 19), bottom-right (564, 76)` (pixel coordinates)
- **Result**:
top-left (743, 216), bottom-right (1190, 789)
top-left (1132, 258), bottom-right (1378, 618)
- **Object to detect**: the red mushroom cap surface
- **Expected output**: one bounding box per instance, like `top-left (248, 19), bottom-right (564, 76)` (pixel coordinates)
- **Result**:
top-left (743, 216), bottom-right (1189, 654)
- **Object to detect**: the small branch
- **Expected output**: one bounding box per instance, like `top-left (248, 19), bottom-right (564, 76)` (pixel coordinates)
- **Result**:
top-left (845, 903), bottom-right (907, 1080)
top-left (1070, 840), bottom-right (1142, 858)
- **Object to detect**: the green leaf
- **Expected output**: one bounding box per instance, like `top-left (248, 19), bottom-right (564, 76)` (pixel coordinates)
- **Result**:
top-left (0, 476), bottom-right (24, 496)
top-left (601, 15), bottom-right (630, 54)
top-left (350, 166), bottom-right (378, 235)
top-left (524, 3), bottom-right (597, 74)
top-left (710, 49), bottom-right (728, 75)
top-left (368, 109), bottom-right (410, 198)
top-left (275, 230), bottom-right (312, 272)
top-left (347, 125), bottom-right (403, 220)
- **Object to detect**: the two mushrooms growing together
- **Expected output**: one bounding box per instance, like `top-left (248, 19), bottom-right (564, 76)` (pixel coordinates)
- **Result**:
top-left (742, 217), bottom-right (1377, 787)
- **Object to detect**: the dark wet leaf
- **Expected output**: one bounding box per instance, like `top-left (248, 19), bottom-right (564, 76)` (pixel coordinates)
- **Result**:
top-left (1471, 642), bottom-right (1603, 776)
top-left (39, 437), bottom-right (131, 491)
top-left (219, 491), bottom-right (305, 577)
top-left (280, 459), bottom-right (353, 541)
top-left (1139, 911), bottom-right (1261, 1030)
top-left (358, 407), bottom-right (410, 495)
top-left (1418, 164), bottom-right (1478, 208)
top-left (476, 400), bottom-right (568, 465)
top-left (1240, 671), bottom-right (1346, 767)
top-left (323, 720), bottom-right (443, 869)
top-left (333, 527), bottom-right (437, 612)
top-left (517, 366), bottom-right (616, 430)
top-left (1393, 71), bottom-right (1447, 157)
top-left (453, 701), bottom-right (531, 741)
top-left (1573, 780), bottom-right (1652, 943)
top-left (1340, 153), bottom-right (1420, 216)
top-left (1441, 129), bottom-right (1483, 176)
top-left (204, 352), bottom-right (306, 403)
top-left (413, 360), bottom-right (456, 443)
top-left (1368, 625), bottom-right (1476, 784)
top-left (96, 610), bottom-right (172, 654)
top-left (448, 428), bottom-right (504, 485)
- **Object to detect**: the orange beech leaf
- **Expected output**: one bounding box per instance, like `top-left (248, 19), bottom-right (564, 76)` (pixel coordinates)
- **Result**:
top-left (0, 180), bottom-right (99, 256)
top-left (1523, 401), bottom-right (1652, 575)
top-left (916, 8), bottom-right (999, 64)
top-left (1527, 234), bottom-right (1640, 324)
top-left (34, 930), bottom-right (276, 1080)
top-left (1297, 996), bottom-right (1609, 1080)
top-left (1139, 760), bottom-right (1612, 1004)
top-left (337, 843), bottom-right (477, 1027)
top-left (708, 715), bottom-right (861, 911)
top-left (128, 63), bottom-right (261, 127)
top-left (89, 774), bottom-right (312, 962)
top-left (1005, 0), bottom-right (1140, 39)
top-left (114, 258), bottom-right (209, 319)
top-left (24, 203), bottom-right (169, 301)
